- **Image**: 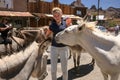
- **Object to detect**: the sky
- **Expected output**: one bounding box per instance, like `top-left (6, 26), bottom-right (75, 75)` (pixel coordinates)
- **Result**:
top-left (45, 0), bottom-right (120, 9)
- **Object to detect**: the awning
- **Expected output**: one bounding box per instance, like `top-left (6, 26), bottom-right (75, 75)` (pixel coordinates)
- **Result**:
top-left (33, 13), bottom-right (82, 19)
top-left (0, 11), bottom-right (34, 17)
top-left (45, 14), bottom-right (82, 19)
top-left (62, 14), bottom-right (82, 19)
top-left (32, 13), bottom-right (46, 17)
top-left (45, 14), bottom-right (53, 18)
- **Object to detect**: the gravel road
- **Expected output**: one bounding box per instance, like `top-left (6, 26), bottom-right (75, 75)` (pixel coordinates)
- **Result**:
top-left (44, 51), bottom-right (105, 80)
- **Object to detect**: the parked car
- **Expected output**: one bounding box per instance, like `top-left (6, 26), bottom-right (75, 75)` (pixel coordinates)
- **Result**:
top-left (96, 25), bottom-right (107, 32)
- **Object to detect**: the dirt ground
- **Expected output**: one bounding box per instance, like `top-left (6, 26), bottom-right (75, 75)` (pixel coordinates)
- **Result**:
top-left (44, 51), bottom-right (104, 80)
top-left (44, 32), bottom-right (120, 80)
top-left (44, 49), bottom-right (120, 80)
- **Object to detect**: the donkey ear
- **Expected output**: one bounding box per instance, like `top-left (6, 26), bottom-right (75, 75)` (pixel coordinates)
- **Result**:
top-left (90, 21), bottom-right (98, 25)
top-left (77, 19), bottom-right (84, 25)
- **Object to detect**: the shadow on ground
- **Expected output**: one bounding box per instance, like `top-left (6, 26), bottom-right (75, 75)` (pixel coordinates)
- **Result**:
top-left (57, 63), bottom-right (94, 80)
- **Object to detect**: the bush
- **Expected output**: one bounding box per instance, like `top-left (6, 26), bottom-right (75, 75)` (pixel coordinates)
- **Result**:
top-left (107, 20), bottom-right (116, 27)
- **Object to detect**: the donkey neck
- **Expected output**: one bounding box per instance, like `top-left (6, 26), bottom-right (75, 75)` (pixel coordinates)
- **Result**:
top-left (79, 28), bottom-right (116, 60)
top-left (83, 28), bottom-right (115, 47)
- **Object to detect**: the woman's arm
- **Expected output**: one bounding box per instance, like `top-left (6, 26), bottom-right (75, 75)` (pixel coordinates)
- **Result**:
top-left (45, 29), bottom-right (52, 39)
top-left (0, 26), bottom-right (12, 31)
top-left (0, 27), bottom-right (8, 31)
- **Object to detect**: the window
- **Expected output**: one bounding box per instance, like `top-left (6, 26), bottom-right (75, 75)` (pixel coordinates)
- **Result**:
top-left (76, 10), bottom-right (81, 15)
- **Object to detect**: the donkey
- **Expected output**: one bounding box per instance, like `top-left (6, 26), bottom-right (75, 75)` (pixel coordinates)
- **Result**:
top-left (0, 26), bottom-right (50, 80)
top-left (55, 21), bottom-right (120, 80)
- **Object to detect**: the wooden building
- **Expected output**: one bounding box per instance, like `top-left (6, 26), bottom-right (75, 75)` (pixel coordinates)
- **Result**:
top-left (0, 0), bottom-right (87, 27)
top-left (0, 0), bottom-right (34, 28)
top-left (27, 0), bottom-right (87, 27)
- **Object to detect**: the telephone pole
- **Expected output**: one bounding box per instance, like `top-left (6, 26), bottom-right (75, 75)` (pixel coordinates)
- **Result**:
top-left (98, 0), bottom-right (100, 20)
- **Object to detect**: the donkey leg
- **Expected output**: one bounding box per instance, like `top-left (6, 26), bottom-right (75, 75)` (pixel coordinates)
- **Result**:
top-left (68, 48), bottom-right (72, 59)
top-left (4, 44), bottom-right (9, 55)
top-left (9, 44), bottom-right (13, 54)
top-left (77, 52), bottom-right (81, 67)
top-left (89, 58), bottom-right (95, 66)
top-left (75, 52), bottom-right (81, 74)
top-left (110, 73), bottom-right (119, 80)
top-left (75, 55), bottom-right (80, 74)
top-left (73, 52), bottom-right (76, 68)
top-left (101, 70), bottom-right (109, 80)
top-left (77, 56), bottom-right (80, 66)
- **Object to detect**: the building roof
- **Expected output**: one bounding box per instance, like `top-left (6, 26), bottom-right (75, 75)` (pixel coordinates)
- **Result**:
top-left (32, 13), bottom-right (46, 18)
top-left (0, 11), bottom-right (34, 17)
top-left (33, 13), bottom-right (82, 20)
top-left (62, 14), bottom-right (82, 19)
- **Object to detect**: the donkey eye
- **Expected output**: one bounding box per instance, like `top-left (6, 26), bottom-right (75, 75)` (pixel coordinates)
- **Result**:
top-left (65, 30), bottom-right (69, 33)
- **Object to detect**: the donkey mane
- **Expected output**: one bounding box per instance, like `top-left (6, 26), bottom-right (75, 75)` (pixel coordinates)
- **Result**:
top-left (77, 20), bottom-right (110, 36)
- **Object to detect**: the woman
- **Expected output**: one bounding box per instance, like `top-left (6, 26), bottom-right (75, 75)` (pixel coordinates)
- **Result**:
top-left (46, 7), bottom-right (69, 80)
top-left (0, 18), bottom-right (13, 54)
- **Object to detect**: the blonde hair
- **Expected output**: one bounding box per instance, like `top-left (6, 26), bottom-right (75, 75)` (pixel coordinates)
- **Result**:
top-left (52, 7), bottom-right (62, 14)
